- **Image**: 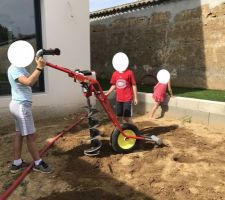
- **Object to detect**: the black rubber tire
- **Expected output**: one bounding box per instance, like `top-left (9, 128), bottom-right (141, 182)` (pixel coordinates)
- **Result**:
top-left (110, 123), bottom-right (140, 153)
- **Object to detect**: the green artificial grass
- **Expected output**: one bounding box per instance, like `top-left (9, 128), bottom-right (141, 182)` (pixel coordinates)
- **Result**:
top-left (97, 78), bottom-right (225, 102)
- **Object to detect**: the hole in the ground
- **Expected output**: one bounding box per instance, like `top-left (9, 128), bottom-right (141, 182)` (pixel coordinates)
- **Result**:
top-left (173, 157), bottom-right (179, 162)
top-left (172, 153), bottom-right (195, 163)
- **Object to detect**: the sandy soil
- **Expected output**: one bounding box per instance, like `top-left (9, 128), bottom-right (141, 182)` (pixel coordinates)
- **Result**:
top-left (0, 113), bottom-right (225, 200)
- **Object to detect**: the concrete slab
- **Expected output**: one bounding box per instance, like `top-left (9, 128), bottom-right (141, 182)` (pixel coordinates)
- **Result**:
top-left (98, 92), bottom-right (225, 130)
top-left (198, 100), bottom-right (225, 115)
top-left (208, 113), bottom-right (225, 130)
top-left (185, 109), bottom-right (210, 125)
top-left (176, 97), bottom-right (200, 111)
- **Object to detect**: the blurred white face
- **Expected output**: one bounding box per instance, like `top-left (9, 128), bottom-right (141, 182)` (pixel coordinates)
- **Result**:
top-left (7, 40), bottom-right (34, 68)
top-left (112, 52), bottom-right (129, 72)
top-left (157, 69), bottom-right (170, 84)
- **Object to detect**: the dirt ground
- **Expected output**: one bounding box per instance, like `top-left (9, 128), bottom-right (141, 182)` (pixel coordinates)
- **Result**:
top-left (0, 112), bottom-right (225, 200)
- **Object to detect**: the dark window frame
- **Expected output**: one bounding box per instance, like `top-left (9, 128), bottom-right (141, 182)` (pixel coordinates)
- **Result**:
top-left (0, 0), bottom-right (44, 96)
top-left (34, 0), bottom-right (45, 92)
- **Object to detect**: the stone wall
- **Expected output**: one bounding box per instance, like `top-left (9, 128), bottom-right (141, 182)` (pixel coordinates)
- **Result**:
top-left (90, 0), bottom-right (225, 90)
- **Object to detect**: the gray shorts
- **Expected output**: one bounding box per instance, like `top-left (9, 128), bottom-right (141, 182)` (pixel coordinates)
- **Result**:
top-left (9, 101), bottom-right (36, 136)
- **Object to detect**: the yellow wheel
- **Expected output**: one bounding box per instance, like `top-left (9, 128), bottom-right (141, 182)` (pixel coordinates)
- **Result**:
top-left (110, 123), bottom-right (139, 153)
top-left (117, 130), bottom-right (136, 150)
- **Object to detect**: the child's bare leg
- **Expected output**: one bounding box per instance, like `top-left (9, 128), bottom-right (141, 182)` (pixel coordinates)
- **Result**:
top-left (14, 133), bottom-right (24, 160)
top-left (26, 134), bottom-right (40, 161)
top-left (150, 102), bottom-right (160, 118)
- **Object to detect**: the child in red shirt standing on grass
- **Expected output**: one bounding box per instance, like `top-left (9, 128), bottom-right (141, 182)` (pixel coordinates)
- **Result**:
top-left (105, 52), bottom-right (138, 123)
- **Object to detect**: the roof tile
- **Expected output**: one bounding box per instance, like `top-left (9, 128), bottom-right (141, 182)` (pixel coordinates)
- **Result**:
top-left (90, 0), bottom-right (167, 19)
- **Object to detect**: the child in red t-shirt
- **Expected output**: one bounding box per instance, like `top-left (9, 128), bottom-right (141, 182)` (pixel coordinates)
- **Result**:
top-left (105, 69), bottom-right (138, 123)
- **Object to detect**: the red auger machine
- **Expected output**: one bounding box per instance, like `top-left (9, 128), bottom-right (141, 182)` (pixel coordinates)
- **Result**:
top-left (36, 48), bottom-right (162, 156)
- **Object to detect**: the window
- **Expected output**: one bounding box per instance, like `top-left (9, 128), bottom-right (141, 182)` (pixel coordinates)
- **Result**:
top-left (0, 0), bottom-right (44, 96)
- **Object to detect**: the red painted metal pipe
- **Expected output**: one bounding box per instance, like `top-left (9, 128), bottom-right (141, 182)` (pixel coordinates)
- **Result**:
top-left (0, 114), bottom-right (87, 200)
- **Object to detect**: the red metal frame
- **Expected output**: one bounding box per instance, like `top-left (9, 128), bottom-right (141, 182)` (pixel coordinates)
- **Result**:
top-left (46, 62), bottom-right (145, 140)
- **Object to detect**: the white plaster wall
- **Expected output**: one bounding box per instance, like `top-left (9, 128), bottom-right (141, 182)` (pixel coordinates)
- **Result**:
top-left (0, 0), bottom-right (91, 128)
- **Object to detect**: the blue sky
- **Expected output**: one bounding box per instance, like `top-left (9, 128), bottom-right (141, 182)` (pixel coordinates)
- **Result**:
top-left (90, 0), bottom-right (137, 12)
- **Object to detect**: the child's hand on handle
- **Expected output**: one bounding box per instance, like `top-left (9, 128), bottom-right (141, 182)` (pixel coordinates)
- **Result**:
top-left (105, 85), bottom-right (116, 97)
top-left (35, 57), bottom-right (46, 69)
